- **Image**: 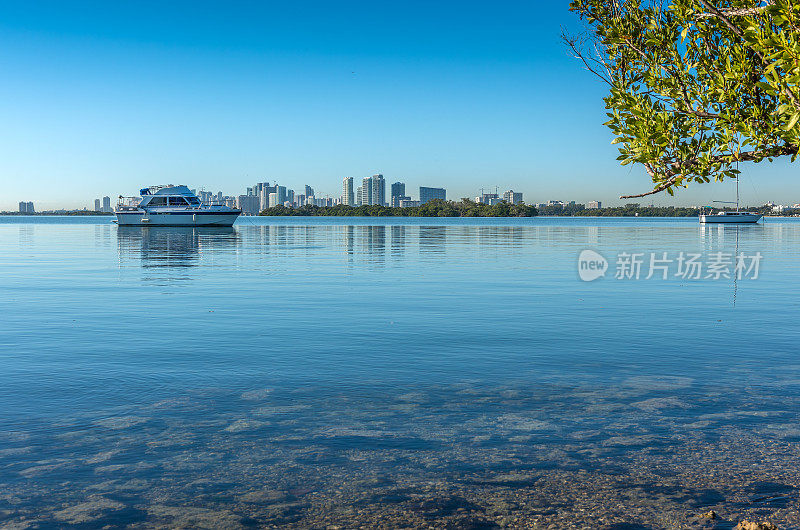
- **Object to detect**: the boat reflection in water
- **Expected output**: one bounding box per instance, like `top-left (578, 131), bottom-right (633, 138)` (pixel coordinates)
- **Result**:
top-left (116, 226), bottom-right (238, 268)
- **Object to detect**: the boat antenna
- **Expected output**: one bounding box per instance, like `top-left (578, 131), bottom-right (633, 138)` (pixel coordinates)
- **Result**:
top-left (732, 226), bottom-right (739, 307)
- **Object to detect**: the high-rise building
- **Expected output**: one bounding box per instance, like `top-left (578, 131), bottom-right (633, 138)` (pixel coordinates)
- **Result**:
top-left (371, 174), bottom-right (386, 206)
top-left (502, 190), bottom-right (523, 205)
top-left (276, 186), bottom-right (287, 205)
top-left (19, 201), bottom-right (27, 213)
top-left (253, 182), bottom-right (269, 196)
top-left (356, 174), bottom-right (386, 206)
top-left (259, 188), bottom-right (268, 210)
top-left (420, 187), bottom-right (446, 205)
top-left (342, 177), bottom-right (354, 206)
top-left (102, 196), bottom-right (111, 212)
top-left (476, 193), bottom-right (499, 204)
top-left (313, 197), bottom-right (334, 207)
top-left (260, 184), bottom-right (277, 211)
top-left (287, 189), bottom-right (295, 205)
top-left (268, 192), bottom-right (279, 208)
top-left (252, 182), bottom-right (270, 209)
top-left (305, 185), bottom-right (314, 198)
top-left (360, 177), bottom-right (372, 205)
top-left (237, 195), bottom-right (261, 215)
top-left (390, 182), bottom-right (405, 207)
top-left (587, 201), bottom-right (602, 209)
top-left (94, 198), bottom-right (101, 211)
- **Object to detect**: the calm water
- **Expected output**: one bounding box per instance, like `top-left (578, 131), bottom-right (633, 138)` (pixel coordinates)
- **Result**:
top-left (1, 216), bottom-right (799, 529)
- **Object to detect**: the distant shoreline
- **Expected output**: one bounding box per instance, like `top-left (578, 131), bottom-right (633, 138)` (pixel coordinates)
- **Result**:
top-left (0, 211), bottom-right (114, 216)
top-left (259, 200), bottom-right (537, 217)
top-left (258, 201), bottom-right (788, 218)
top-left (2, 206), bottom-right (793, 219)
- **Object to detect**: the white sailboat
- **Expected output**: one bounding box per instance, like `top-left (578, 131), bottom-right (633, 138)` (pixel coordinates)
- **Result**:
top-left (699, 177), bottom-right (762, 224)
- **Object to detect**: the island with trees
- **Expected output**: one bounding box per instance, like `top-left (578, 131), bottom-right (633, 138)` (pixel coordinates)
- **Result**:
top-left (259, 199), bottom-right (538, 217)
top-left (259, 199), bottom-right (795, 218)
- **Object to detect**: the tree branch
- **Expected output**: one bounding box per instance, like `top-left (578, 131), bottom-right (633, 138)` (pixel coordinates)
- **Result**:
top-left (620, 144), bottom-right (798, 198)
top-left (697, 1), bottom-right (774, 18)
top-left (620, 171), bottom-right (683, 198)
top-left (697, 0), bottom-right (800, 111)
top-left (562, 32), bottom-right (613, 86)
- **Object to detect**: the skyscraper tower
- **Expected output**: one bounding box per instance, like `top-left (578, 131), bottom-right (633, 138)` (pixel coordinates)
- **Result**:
top-left (371, 174), bottom-right (385, 206)
top-left (391, 182), bottom-right (405, 207)
top-left (361, 177), bottom-right (373, 206)
top-left (342, 177), bottom-right (354, 206)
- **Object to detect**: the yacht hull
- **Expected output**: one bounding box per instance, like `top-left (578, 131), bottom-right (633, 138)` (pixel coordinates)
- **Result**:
top-left (699, 214), bottom-right (762, 224)
top-left (115, 211), bottom-right (240, 227)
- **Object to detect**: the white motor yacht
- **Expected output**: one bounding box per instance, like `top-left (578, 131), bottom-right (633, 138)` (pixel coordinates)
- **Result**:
top-left (115, 185), bottom-right (241, 226)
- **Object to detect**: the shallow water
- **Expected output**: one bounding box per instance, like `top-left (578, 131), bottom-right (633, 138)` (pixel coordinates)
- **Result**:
top-left (1, 216), bottom-right (799, 529)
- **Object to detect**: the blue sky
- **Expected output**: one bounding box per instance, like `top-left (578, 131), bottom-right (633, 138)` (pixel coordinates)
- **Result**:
top-left (0, 0), bottom-right (795, 210)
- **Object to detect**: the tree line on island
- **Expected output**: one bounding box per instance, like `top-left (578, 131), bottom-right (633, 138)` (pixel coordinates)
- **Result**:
top-left (258, 199), bottom-right (791, 217)
top-left (4, 201), bottom-right (789, 218)
top-left (260, 199), bottom-right (537, 217)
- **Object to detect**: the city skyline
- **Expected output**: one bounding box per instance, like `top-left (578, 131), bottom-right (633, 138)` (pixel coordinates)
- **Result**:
top-left (12, 172), bottom-right (800, 213)
top-left (9, 168), bottom-right (799, 212)
top-left (11, 168), bottom-right (800, 215)
top-left (1, 2), bottom-right (797, 210)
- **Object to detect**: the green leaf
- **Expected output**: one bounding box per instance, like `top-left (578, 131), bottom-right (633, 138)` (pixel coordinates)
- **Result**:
top-left (786, 112), bottom-right (800, 132)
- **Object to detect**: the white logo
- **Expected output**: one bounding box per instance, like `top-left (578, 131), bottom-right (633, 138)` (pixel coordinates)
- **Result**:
top-left (578, 250), bottom-right (608, 282)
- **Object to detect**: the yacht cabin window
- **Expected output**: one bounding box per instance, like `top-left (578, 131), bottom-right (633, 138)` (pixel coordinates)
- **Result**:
top-left (168, 196), bottom-right (190, 206)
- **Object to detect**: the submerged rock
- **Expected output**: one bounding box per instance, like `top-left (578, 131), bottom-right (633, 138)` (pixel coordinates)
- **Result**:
top-left (223, 419), bottom-right (269, 433)
top-left (0, 447), bottom-right (33, 458)
top-left (623, 376), bottom-right (693, 391)
top-left (238, 489), bottom-right (288, 504)
top-left (240, 388), bottom-right (273, 401)
top-left (93, 416), bottom-right (148, 430)
top-left (631, 397), bottom-right (693, 412)
top-left (52, 497), bottom-right (126, 524)
top-left (734, 521), bottom-right (779, 530)
top-left (147, 505), bottom-right (246, 529)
